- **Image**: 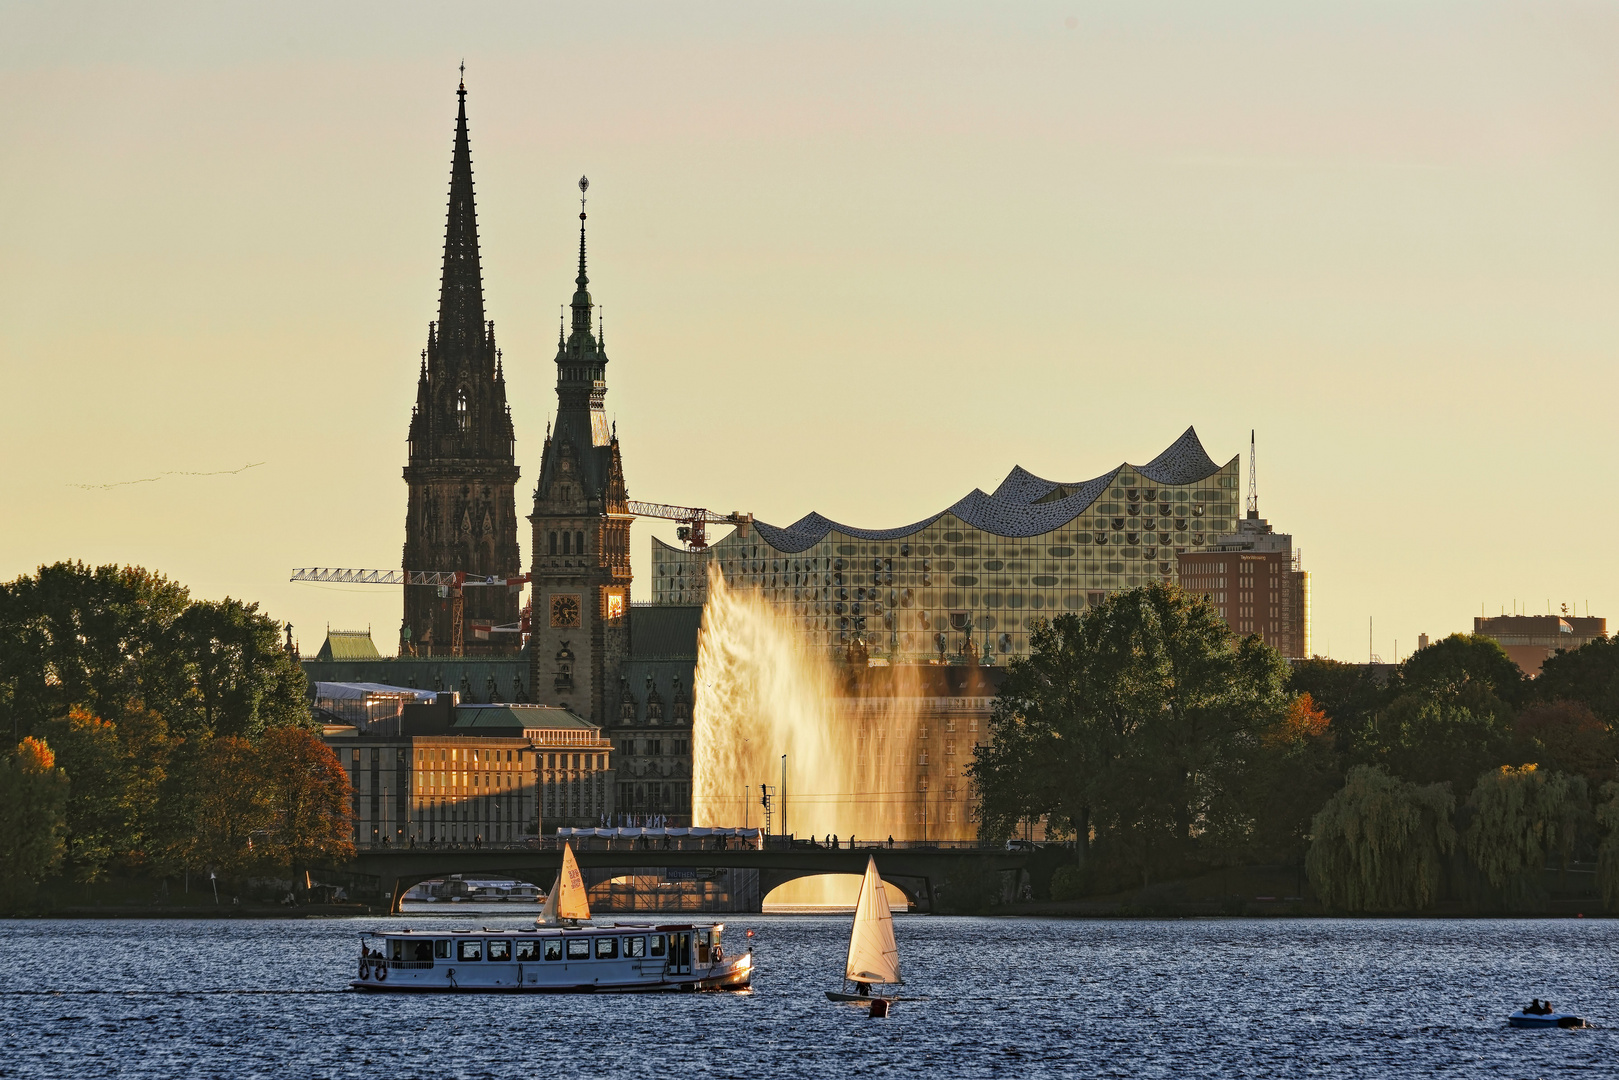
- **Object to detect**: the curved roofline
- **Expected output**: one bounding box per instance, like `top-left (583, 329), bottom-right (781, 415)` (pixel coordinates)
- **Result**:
top-left (720, 427), bottom-right (1226, 554)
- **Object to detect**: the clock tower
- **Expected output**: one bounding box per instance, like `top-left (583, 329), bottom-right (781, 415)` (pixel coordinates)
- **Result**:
top-left (528, 179), bottom-right (632, 723)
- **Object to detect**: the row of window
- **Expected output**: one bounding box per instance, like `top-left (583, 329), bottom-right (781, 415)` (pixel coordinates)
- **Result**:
top-left (392, 931), bottom-right (708, 964)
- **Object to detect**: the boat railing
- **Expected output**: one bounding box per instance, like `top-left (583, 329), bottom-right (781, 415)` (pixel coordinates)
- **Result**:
top-left (378, 959), bottom-right (435, 970)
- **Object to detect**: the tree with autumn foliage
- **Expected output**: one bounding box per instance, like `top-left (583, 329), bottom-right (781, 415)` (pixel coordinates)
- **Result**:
top-left (257, 727), bottom-right (354, 869)
top-left (0, 738), bottom-right (70, 905)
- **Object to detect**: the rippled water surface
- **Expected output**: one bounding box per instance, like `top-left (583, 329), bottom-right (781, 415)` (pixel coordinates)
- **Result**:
top-left (3, 915), bottom-right (1615, 1078)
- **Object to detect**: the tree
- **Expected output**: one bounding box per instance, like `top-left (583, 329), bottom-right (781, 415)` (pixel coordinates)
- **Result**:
top-left (166, 599), bottom-right (309, 739)
top-left (0, 737), bottom-right (70, 906)
top-left (185, 736), bottom-right (271, 878)
top-left (1397, 634), bottom-right (1527, 709)
top-left (1239, 692), bottom-right (1343, 865)
top-left (1306, 765), bottom-right (1456, 912)
top-left (35, 707), bottom-right (126, 883)
top-left (1462, 764), bottom-right (1586, 906)
top-left (1513, 702), bottom-right (1616, 788)
top-left (257, 727), bottom-right (354, 869)
top-left (1537, 636), bottom-right (1619, 725)
top-left (0, 562), bottom-right (190, 741)
top-left (970, 582), bottom-right (1292, 882)
top-left (1596, 782), bottom-right (1619, 911)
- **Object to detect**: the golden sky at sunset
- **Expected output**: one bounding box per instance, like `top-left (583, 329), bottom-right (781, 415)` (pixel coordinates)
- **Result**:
top-left (3, 2), bottom-right (1616, 661)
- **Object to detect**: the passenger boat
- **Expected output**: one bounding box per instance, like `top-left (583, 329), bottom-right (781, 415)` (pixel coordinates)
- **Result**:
top-left (350, 842), bottom-right (752, 993)
top-left (825, 856), bottom-right (902, 1004)
top-left (1508, 1008), bottom-right (1588, 1029)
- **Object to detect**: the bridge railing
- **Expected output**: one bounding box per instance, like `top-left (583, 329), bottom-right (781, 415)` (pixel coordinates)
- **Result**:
top-left (358, 837), bottom-right (1069, 855)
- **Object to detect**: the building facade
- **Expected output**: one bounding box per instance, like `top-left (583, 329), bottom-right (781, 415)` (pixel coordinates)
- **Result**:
top-left (1474, 614), bottom-right (1607, 675)
top-left (613, 605), bottom-right (702, 824)
top-left (401, 77), bottom-right (523, 656)
top-left (528, 183), bottom-right (633, 725)
top-left (649, 428), bottom-right (1242, 662)
top-left (1177, 511), bottom-right (1311, 659)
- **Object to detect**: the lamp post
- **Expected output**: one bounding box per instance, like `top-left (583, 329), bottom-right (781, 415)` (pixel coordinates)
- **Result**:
top-left (781, 754), bottom-right (788, 840)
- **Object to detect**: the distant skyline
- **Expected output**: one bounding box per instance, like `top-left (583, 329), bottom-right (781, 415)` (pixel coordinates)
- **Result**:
top-left (2, 2), bottom-right (1616, 662)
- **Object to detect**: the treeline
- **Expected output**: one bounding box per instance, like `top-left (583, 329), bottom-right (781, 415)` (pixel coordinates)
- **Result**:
top-left (0, 562), bottom-right (352, 908)
top-left (971, 583), bottom-right (1619, 911)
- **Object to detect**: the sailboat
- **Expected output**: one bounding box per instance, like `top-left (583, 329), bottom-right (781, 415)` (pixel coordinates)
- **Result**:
top-left (535, 841), bottom-right (591, 926)
top-left (826, 856), bottom-right (903, 1002)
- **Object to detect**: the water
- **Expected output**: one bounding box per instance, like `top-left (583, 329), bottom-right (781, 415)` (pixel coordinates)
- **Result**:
top-left (4, 916), bottom-right (1615, 1077)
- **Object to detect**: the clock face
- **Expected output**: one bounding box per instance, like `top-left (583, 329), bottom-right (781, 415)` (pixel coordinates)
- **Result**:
top-left (550, 594), bottom-right (582, 628)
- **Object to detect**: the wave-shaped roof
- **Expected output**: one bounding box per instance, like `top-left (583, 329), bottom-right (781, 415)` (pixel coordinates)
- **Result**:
top-left (750, 427), bottom-right (1223, 553)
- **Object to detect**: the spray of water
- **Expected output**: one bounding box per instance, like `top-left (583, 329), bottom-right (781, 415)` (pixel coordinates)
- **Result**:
top-left (692, 564), bottom-right (970, 844)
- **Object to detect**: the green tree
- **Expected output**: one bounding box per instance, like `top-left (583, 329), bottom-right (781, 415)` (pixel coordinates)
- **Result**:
top-left (1537, 636), bottom-right (1619, 725)
top-left (1306, 764), bottom-right (1456, 912)
top-left (0, 562), bottom-right (190, 741)
top-left (1462, 764), bottom-right (1586, 906)
top-left (35, 706), bottom-right (127, 883)
top-left (166, 599), bottom-right (309, 739)
top-left (1595, 782), bottom-right (1619, 911)
top-left (1238, 692), bottom-right (1343, 865)
top-left (0, 737), bottom-right (70, 907)
top-left (971, 582), bottom-right (1292, 881)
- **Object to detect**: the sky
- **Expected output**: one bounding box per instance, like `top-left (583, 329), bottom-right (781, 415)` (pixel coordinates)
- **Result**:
top-left (2, 1), bottom-right (1617, 663)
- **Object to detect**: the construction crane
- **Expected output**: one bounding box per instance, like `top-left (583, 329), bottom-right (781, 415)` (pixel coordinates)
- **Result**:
top-left (290, 501), bottom-right (750, 653)
top-left (288, 568), bottom-right (530, 657)
top-left (626, 501), bottom-right (752, 552)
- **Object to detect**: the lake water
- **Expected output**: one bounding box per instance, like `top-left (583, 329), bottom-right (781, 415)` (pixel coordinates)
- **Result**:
top-left (3, 915), bottom-right (1615, 1077)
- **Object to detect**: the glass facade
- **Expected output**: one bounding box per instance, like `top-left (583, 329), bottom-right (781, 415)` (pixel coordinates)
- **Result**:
top-left (651, 432), bottom-right (1241, 662)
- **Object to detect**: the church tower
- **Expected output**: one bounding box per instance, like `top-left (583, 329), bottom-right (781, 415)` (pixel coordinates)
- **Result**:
top-left (529, 178), bottom-right (632, 722)
top-left (402, 75), bottom-right (522, 656)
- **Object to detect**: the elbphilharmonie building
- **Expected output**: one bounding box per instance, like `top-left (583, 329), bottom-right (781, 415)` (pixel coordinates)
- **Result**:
top-left (651, 427), bottom-right (1243, 663)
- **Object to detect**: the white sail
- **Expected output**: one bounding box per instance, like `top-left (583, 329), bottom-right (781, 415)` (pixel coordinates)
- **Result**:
top-left (535, 842), bottom-right (591, 925)
top-left (844, 856), bottom-right (901, 985)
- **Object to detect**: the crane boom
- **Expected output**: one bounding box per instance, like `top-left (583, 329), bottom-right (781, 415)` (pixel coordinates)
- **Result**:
top-left (288, 568), bottom-right (531, 658)
top-left (624, 501), bottom-right (751, 551)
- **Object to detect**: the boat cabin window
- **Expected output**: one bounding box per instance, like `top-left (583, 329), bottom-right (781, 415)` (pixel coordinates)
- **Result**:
top-left (487, 940), bottom-right (510, 962)
top-left (544, 940), bottom-right (563, 961)
top-left (567, 938), bottom-right (590, 960)
top-left (515, 940), bottom-right (539, 962)
top-left (435, 940), bottom-right (451, 959)
top-left (697, 930), bottom-right (710, 965)
top-left (712, 929), bottom-right (722, 952)
top-left (649, 935), bottom-right (666, 958)
top-left (409, 941), bottom-right (432, 962)
top-left (390, 940), bottom-right (405, 961)
top-left (458, 940), bottom-right (483, 962)
top-left (595, 937), bottom-right (618, 959)
top-left (625, 936), bottom-right (645, 958)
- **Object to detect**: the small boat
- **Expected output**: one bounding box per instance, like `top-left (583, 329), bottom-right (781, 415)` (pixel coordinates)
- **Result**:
top-left (825, 856), bottom-right (902, 1004)
top-left (1508, 1009), bottom-right (1588, 1029)
top-left (350, 843), bottom-right (752, 993)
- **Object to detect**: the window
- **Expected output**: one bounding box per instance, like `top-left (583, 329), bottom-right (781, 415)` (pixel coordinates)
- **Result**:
top-left (562, 532), bottom-right (571, 555)
top-left (544, 940), bottom-right (563, 962)
top-left (650, 935), bottom-right (666, 958)
top-left (595, 937), bottom-right (618, 959)
top-left (456, 390), bottom-right (469, 433)
top-left (567, 938), bottom-right (590, 960)
top-left (435, 940), bottom-right (451, 959)
top-left (549, 532), bottom-right (557, 555)
top-left (458, 939), bottom-right (483, 962)
top-left (625, 936), bottom-right (646, 958)
top-left (487, 939), bottom-right (510, 962)
top-left (576, 531), bottom-right (585, 554)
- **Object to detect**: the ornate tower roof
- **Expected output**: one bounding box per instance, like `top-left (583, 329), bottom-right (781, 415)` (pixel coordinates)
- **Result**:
top-left (436, 73), bottom-right (486, 355)
top-left (535, 177), bottom-right (622, 510)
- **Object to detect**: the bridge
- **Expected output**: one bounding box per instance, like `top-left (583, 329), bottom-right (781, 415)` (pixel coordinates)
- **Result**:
top-left (340, 843), bottom-right (1037, 915)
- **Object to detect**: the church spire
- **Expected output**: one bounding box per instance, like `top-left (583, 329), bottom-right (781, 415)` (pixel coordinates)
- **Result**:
top-left (437, 69), bottom-right (486, 357)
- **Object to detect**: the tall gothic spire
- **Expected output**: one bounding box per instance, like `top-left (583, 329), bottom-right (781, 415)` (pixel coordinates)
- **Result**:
top-left (438, 72), bottom-right (486, 357)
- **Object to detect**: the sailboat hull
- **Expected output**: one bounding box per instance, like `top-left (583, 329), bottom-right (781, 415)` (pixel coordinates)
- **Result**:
top-left (825, 990), bottom-right (896, 1002)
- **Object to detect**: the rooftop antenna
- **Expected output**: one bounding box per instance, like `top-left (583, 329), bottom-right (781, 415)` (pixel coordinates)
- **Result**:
top-left (1247, 429), bottom-right (1259, 519)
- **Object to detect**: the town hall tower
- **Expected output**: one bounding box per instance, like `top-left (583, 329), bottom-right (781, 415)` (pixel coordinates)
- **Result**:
top-left (528, 179), bottom-right (632, 723)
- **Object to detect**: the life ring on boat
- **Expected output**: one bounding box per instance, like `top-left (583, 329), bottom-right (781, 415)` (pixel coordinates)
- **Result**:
top-left (358, 960), bottom-right (370, 980)
top-left (374, 962), bottom-right (388, 982)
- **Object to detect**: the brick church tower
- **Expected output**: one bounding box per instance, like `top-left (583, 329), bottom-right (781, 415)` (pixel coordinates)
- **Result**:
top-left (528, 178), bottom-right (632, 722)
top-left (401, 76), bottom-right (522, 656)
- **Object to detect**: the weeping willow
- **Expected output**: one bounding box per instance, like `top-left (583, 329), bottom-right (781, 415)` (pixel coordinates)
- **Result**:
top-left (1306, 765), bottom-right (1456, 912)
top-left (1463, 765), bottom-right (1587, 902)
top-left (1595, 782), bottom-right (1619, 910)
